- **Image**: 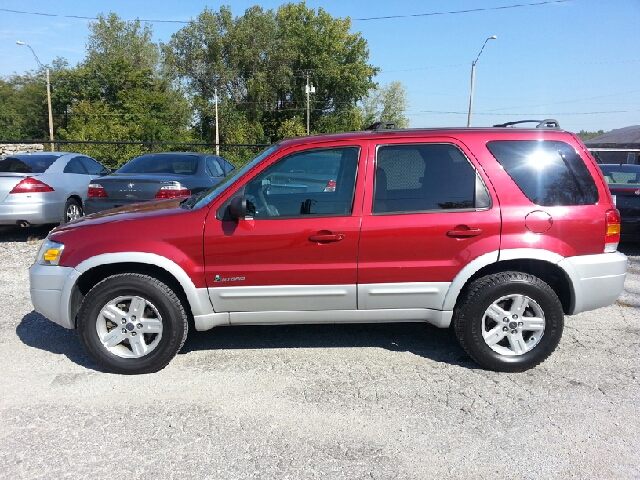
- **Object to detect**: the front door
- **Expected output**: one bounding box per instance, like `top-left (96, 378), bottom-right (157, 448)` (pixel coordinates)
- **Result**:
top-left (203, 143), bottom-right (365, 317)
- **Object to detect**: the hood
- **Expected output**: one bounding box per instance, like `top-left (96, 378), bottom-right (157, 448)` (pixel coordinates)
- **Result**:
top-left (52, 198), bottom-right (185, 234)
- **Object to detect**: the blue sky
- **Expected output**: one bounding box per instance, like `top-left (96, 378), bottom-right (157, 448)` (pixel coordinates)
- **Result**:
top-left (1, 0), bottom-right (638, 132)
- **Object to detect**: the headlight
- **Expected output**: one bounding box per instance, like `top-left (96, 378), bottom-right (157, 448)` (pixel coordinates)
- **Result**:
top-left (35, 239), bottom-right (65, 266)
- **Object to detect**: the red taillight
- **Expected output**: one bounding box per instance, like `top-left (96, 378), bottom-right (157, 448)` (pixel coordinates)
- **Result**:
top-left (154, 185), bottom-right (191, 199)
top-left (9, 177), bottom-right (54, 194)
top-left (604, 209), bottom-right (621, 253)
top-left (323, 180), bottom-right (337, 192)
top-left (88, 183), bottom-right (108, 198)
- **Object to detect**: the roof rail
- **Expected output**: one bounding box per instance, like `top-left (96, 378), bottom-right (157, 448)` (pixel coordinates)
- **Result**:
top-left (493, 119), bottom-right (561, 129)
top-left (365, 121), bottom-right (398, 131)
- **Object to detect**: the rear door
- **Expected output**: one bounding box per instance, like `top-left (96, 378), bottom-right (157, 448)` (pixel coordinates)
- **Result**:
top-left (203, 142), bottom-right (366, 317)
top-left (358, 137), bottom-right (501, 310)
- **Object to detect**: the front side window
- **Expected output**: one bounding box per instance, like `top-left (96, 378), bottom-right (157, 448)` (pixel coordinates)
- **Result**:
top-left (220, 147), bottom-right (359, 219)
top-left (373, 143), bottom-right (489, 214)
top-left (487, 140), bottom-right (599, 206)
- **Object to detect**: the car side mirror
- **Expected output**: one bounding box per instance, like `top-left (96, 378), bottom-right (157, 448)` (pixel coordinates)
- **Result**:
top-left (229, 196), bottom-right (248, 220)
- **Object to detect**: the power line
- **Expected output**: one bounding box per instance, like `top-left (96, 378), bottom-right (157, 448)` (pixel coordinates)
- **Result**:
top-left (0, 1), bottom-right (569, 25)
top-left (352, 0), bottom-right (569, 21)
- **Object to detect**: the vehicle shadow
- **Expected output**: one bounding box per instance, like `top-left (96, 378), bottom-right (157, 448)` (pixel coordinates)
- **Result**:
top-left (16, 311), bottom-right (103, 372)
top-left (17, 311), bottom-right (478, 371)
top-left (0, 225), bottom-right (54, 243)
top-left (619, 241), bottom-right (640, 257)
top-left (180, 322), bottom-right (479, 369)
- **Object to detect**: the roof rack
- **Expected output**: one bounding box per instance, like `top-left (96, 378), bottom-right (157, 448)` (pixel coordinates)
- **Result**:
top-left (493, 119), bottom-right (561, 129)
top-left (365, 121), bottom-right (398, 131)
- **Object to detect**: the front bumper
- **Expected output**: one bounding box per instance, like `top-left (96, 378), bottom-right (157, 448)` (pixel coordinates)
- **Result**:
top-left (559, 251), bottom-right (628, 314)
top-left (29, 263), bottom-right (78, 329)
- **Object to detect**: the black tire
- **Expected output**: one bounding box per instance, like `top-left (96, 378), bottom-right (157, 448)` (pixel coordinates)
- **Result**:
top-left (62, 198), bottom-right (83, 224)
top-left (77, 273), bottom-right (188, 374)
top-left (453, 272), bottom-right (564, 373)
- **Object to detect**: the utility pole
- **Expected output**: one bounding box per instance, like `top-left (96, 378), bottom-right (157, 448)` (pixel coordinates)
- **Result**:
top-left (17, 41), bottom-right (54, 151)
top-left (467, 36), bottom-right (497, 127)
top-left (214, 87), bottom-right (220, 156)
top-left (304, 71), bottom-right (315, 135)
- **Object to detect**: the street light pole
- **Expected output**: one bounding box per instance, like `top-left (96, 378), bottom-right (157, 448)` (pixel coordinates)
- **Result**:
top-left (305, 71), bottom-right (315, 136)
top-left (467, 35), bottom-right (497, 128)
top-left (16, 41), bottom-right (55, 151)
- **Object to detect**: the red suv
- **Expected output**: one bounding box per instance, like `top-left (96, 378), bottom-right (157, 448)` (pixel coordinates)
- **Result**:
top-left (29, 121), bottom-right (628, 374)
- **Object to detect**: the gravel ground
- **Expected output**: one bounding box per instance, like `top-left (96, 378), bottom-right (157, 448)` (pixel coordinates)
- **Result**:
top-left (0, 225), bottom-right (638, 480)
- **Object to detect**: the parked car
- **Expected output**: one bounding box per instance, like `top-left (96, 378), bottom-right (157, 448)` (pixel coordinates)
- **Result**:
top-left (0, 152), bottom-right (109, 226)
top-left (84, 152), bottom-right (235, 214)
top-left (30, 121), bottom-right (627, 374)
top-left (598, 163), bottom-right (640, 242)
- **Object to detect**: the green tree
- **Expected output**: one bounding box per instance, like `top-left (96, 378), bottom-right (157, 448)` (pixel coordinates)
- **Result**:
top-left (59, 13), bottom-right (192, 168)
top-left (359, 81), bottom-right (409, 128)
top-left (0, 73), bottom-right (48, 139)
top-left (163, 3), bottom-right (378, 143)
top-left (577, 129), bottom-right (605, 141)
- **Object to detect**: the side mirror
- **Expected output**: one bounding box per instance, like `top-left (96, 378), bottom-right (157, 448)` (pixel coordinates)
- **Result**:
top-left (229, 196), bottom-right (247, 220)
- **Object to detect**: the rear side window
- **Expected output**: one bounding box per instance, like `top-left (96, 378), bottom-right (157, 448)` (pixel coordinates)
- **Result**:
top-left (487, 141), bottom-right (598, 206)
top-left (373, 143), bottom-right (490, 214)
top-left (0, 155), bottom-right (59, 173)
top-left (63, 157), bottom-right (88, 174)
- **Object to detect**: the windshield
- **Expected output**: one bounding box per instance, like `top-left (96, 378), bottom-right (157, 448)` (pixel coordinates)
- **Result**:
top-left (0, 155), bottom-right (60, 173)
top-left (599, 165), bottom-right (640, 186)
top-left (117, 154), bottom-right (199, 175)
top-left (183, 145), bottom-right (279, 210)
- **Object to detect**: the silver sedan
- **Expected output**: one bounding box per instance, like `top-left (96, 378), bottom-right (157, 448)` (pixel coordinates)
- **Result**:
top-left (0, 152), bottom-right (110, 226)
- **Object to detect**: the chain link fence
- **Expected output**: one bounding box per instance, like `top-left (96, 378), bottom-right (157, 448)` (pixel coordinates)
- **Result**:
top-left (0, 140), bottom-right (271, 170)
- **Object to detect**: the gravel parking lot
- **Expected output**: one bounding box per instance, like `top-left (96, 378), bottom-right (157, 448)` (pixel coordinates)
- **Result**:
top-left (0, 225), bottom-right (638, 479)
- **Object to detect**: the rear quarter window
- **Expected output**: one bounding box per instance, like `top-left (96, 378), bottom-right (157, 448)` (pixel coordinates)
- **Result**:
top-left (487, 140), bottom-right (598, 206)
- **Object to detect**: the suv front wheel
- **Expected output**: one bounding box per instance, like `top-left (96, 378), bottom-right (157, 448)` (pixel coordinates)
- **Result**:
top-left (77, 273), bottom-right (188, 374)
top-left (454, 272), bottom-right (564, 372)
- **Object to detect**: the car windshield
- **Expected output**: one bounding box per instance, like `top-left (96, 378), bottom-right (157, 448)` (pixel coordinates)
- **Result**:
top-left (116, 154), bottom-right (199, 175)
top-left (0, 155), bottom-right (60, 173)
top-left (599, 165), bottom-right (640, 186)
top-left (182, 145), bottom-right (279, 210)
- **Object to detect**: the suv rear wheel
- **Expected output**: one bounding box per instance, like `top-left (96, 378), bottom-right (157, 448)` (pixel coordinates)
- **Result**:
top-left (77, 273), bottom-right (188, 374)
top-left (454, 272), bottom-right (564, 372)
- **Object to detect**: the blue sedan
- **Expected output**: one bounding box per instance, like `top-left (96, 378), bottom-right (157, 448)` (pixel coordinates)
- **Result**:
top-left (84, 152), bottom-right (235, 214)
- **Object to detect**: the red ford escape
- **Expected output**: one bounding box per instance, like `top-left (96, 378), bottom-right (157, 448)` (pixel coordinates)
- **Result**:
top-left (30, 120), bottom-right (627, 374)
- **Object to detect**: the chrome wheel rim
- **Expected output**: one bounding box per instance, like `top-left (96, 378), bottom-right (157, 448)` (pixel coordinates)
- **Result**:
top-left (66, 203), bottom-right (82, 221)
top-left (95, 296), bottom-right (163, 358)
top-left (481, 294), bottom-right (545, 356)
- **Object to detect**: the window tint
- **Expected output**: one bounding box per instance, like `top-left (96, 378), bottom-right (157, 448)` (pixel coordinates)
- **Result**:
top-left (63, 157), bottom-right (87, 174)
top-left (221, 147), bottom-right (359, 219)
top-left (206, 157), bottom-right (223, 177)
top-left (487, 141), bottom-right (598, 206)
top-left (0, 155), bottom-right (59, 173)
top-left (79, 156), bottom-right (107, 175)
top-left (117, 154), bottom-right (198, 175)
top-left (599, 165), bottom-right (640, 186)
top-left (373, 144), bottom-right (486, 214)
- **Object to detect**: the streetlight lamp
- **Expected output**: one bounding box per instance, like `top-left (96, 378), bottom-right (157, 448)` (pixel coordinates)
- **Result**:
top-left (466, 35), bottom-right (497, 127)
top-left (16, 41), bottom-right (54, 151)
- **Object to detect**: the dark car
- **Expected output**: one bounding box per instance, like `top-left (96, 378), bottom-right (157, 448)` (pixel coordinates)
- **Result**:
top-left (599, 163), bottom-right (640, 241)
top-left (84, 152), bottom-right (234, 214)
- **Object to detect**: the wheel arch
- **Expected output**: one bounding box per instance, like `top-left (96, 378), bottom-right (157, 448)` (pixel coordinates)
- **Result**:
top-left (67, 253), bottom-right (213, 328)
top-left (443, 250), bottom-right (575, 315)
